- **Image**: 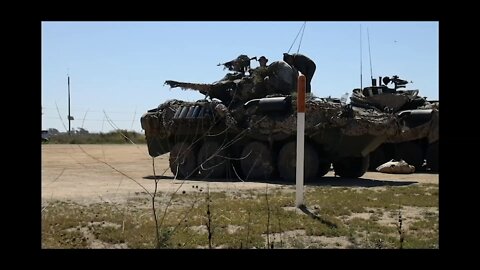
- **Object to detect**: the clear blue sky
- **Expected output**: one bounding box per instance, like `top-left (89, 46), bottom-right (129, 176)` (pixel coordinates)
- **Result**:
top-left (42, 21), bottom-right (438, 133)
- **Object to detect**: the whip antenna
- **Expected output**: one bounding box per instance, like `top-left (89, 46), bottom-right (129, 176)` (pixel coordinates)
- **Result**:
top-left (367, 27), bottom-right (374, 82)
top-left (287, 22), bottom-right (306, 53)
top-left (296, 22), bottom-right (307, 54)
top-left (360, 25), bottom-right (363, 89)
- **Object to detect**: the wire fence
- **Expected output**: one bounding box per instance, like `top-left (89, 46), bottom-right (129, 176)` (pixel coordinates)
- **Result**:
top-left (42, 106), bottom-right (143, 133)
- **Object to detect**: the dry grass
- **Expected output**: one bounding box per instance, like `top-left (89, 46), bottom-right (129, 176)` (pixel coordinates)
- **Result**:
top-left (42, 183), bottom-right (438, 249)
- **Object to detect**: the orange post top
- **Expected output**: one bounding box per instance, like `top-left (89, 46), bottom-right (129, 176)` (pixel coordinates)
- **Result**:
top-left (297, 74), bottom-right (306, 113)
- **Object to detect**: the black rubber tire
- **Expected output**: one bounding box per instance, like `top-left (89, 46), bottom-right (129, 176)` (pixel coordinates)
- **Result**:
top-left (197, 141), bottom-right (227, 178)
top-left (277, 141), bottom-right (319, 182)
top-left (426, 141), bottom-right (439, 172)
top-left (240, 141), bottom-right (274, 180)
top-left (333, 155), bottom-right (370, 178)
top-left (169, 142), bottom-right (198, 179)
top-left (395, 141), bottom-right (424, 170)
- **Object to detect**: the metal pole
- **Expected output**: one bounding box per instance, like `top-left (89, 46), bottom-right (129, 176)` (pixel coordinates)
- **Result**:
top-left (68, 75), bottom-right (71, 135)
top-left (296, 74), bottom-right (306, 207)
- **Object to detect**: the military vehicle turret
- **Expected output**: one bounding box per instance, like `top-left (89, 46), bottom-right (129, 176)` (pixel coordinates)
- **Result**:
top-left (350, 75), bottom-right (438, 172)
top-left (141, 56), bottom-right (401, 181)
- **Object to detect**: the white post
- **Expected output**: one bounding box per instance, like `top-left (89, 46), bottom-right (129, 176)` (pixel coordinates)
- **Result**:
top-left (296, 74), bottom-right (306, 207)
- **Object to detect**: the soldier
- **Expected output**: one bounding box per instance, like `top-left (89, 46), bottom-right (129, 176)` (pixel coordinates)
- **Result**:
top-left (244, 56), bottom-right (270, 99)
top-left (218, 55), bottom-right (254, 75)
top-left (258, 56), bottom-right (268, 68)
top-left (248, 56), bottom-right (268, 77)
top-left (283, 53), bottom-right (316, 93)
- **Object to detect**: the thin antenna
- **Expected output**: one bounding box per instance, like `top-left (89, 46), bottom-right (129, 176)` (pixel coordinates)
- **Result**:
top-left (367, 27), bottom-right (373, 82)
top-left (360, 25), bottom-right (363, 89)
top-left (67, 74), bottom-right (72, 135)
top-left (287, 22), bottom-right (306, 54)
top-left (296, 21), bottom-right (307, 54)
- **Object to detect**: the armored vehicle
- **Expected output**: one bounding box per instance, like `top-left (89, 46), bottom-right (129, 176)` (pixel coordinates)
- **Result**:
top-left (141, 57), bottom-right (400, 181)
top-left (350, 75), bottom-right (439, 172)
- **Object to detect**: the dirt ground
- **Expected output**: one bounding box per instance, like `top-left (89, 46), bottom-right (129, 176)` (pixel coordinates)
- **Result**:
top-left (42, 144), bottom-right (439, 205)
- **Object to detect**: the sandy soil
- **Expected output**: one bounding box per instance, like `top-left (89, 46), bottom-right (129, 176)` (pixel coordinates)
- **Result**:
top-left (42, 144), bottom-right (438, 204)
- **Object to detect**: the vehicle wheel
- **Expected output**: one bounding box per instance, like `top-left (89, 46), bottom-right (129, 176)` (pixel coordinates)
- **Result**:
top-left (197, 141), bottom-right (227, 178)
top-left (369, 145), bottom-right (388, 171)
top-left (395, 141), bottom-right (424, 170)
top-left (240, 141), bottom-right (274, 180)
top-left (277, 141), bottom-right (319, 182)
top-left (333, 155), bottom-right (369, 178)
top-left (169, 142), bottom-right (198, 179)
top-left (426, 141), bottom-right (439, 172)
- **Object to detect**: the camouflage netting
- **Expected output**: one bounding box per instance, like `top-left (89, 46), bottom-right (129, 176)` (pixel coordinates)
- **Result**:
top-left (349, 82), bottom-right (439, 143)
top-left (143, 94), bottom-right (399, 140)
top-left (163, 81), bottom-right (212, 94)
top-left (386, 108), bottom-right (438, 143)
top-left (156, 99), bottom-right (188, 128)
top-left (331, 107), bottom-right (400, 137)
top-left (150, 60), bottom-right (408, 142)
top-left (142, 99), bottom-right (208, 138)
top-left (350, 88), bottom-right (428, 113)
top-left (142, 98), bottom-right (241, 137)
top-left (164, 60), bottom-right (297, 106)
top-left (246, 95), bottom-right (399, 137)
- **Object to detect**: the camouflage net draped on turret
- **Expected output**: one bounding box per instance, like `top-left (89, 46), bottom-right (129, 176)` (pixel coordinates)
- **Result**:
top-left (164, 61), bottom-right (298, 105)
top-left (349, 83), bottom-right (439, 144)
top-left (164, 80), bottom-right (212, 94)
top-left (350, 88), bottom-right (430, 112)
top-left (144, 66), bottom-right (409, 152)
top-left (142, 94), bottom-right (400, 140)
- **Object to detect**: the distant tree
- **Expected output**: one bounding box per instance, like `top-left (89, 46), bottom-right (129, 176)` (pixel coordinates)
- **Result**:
top-left (48, 128), bottom-right (60, 135)
top-left (76, 127), bottom-right (89, 134)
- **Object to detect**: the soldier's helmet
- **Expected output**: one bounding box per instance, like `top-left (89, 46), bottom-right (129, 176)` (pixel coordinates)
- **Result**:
top-left (258, 56), bottom-right (268, 64)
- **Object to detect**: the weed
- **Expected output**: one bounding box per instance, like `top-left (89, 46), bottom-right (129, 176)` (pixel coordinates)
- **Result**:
top-left (42, 183), bottom-right (438, 249)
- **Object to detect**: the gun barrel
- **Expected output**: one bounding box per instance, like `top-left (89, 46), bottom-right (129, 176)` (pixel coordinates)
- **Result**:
top-left (164, 80), bottom-right (212, 94)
